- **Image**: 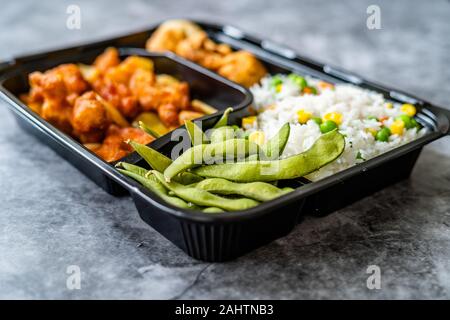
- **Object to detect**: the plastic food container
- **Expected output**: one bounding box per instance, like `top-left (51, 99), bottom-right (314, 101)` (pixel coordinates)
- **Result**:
top-left (0, 46), bottom-right (252, 195)
top-left (1, 20), bottom-right (449, 261)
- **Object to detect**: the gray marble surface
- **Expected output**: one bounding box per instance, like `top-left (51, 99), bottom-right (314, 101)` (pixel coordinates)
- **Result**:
top-left (1, 0), bottom-right (449, 299)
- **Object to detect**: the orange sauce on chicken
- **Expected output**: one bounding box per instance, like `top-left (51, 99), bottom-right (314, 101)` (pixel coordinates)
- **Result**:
top-left (21, 47), bottom-right (203, 162)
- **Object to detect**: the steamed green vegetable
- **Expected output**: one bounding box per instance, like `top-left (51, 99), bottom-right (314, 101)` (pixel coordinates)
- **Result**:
top-left (192, 130), bottom-right (345, 182)
top-left (117, 166), bottom-right (191, 209)
top-left (375, 127), bottom-right (391, 142)
top-left (118, 163), bottom-right (223, 212)
top-left (164, 139), bottom-right (259, 181)
top-left (288, 73), bottom-right (307, 90)
top-left (117, 162), bottom-right (148, 177)
top-left (196, 178), bottom-right (294, 201)
top-left (153, 171), bottom-right (259, 211)
top-left (209, 126), bottom-right (236, 143)
top-left (128, 141), bottom-right (202, 184)
top-left (139, 121), bottom-right (161, 138)
top-left (262, 123), bottom-right (290, 160)
top-left (202, 207), bottom-right (225, 213)
top-left (185, 120), bottom-right (208, 146)
top-left (320, 120), bottom-right (338, 134)
top-left (120, 120), bottom-right (346, 213)
top-left (213, 107), bottom-right (233, 129)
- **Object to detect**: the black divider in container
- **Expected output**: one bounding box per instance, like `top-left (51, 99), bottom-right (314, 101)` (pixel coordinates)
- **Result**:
top-left (0, 46), bottom-right (252, 196)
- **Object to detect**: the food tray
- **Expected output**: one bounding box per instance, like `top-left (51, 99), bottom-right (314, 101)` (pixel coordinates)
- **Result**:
top-left (0, 46), bottom-right (252, 196)
top-left (2, 20), bottom-right (450, 262)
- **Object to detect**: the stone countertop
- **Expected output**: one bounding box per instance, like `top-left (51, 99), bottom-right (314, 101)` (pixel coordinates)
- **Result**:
top-left (1, 0), bottom-right (449, 299)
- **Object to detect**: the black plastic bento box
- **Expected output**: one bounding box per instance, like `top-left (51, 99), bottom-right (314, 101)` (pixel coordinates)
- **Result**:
top-left (1, 20), bottom-right (450, 262)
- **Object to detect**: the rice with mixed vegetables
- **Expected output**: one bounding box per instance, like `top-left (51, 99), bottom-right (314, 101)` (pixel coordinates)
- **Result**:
top-left (244, 74), bottom-right (427, 181)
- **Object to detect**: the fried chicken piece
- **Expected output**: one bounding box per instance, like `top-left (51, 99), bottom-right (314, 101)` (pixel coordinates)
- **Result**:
top-left (28, 64), bottom-right (88, 104)
top-left (20, 93), bottom-right (42, 114)
top-left (93, 47), bottom-right (120, 74)
top-left (105, 56), bottom-right (154, 85)
top-left (146, 20), bottom-right (203, 52)
top-left (128, 68), bottom-right (156, 98)
top-left (146, 20), bottom-right (266, 87)
top-left (40, 98), bottom-right (73, 134)
top-left (154, 75), bottom-right (190, 111)
top-left (27, 64), bottom-right (89, 133)
top-left (146, 20), bottom-right (231, 71)
top-left (78, 48), bottom-right (120, 87)
top-left (178, 110), bottom-right (205, 125)
top-left (157, 103), bottom-right (179, 128)
top-left (139, 80), bottom-right (190, 112)
top-left (92, 77), bottom-right (139, 119)
top-left (72, 91), bottom-right (110, 143)
top-left (58, 64), bottom-right (90, 96)
top-left (155, 74), bottom-right (180, 86)
top-left (91, 55), bottom-right (154, 119)
top-left (93, 125), bottom-right (154, 162)
top-left (175, 32), bottom-right (231, 70)
top-left (217, 51), bottom-right (267, 88)
top-left (23, 47), bottom-right (204, 162)
top-left (129, 70), bottom-right (190, 127)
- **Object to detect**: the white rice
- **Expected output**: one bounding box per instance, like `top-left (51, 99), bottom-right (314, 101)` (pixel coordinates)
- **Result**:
top-left (248, 75), bottom-right (427, 181)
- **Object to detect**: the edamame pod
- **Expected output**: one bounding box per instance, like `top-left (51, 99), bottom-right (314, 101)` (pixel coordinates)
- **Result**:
top-left (139, 121), bottom-right (161, 138)
top-left (152, 171), bottom-right (259, 211)
top-left (116, 162), bottom-right (148, 177)
top-left (192, 130), bottom-right (345, 182)
top-left (209, 126), bottom-right (236, 143)
top-left (129, 141), bottom-right (202, 185)
top-left (202, 207), bottom-right (224, 213)
top-left (245, 154), bottom-right (259, 162)
top-left (185, 120), bottom-right (208, 146)
top-left (196, 178), bottom-right (294, 201)
top-left (213, 107), bottom-right (233, 128)
top-left (164, 139), bottom-right (259, 181)
top-left (128, 140), bottom-right (172, 172)
top-left (118, 169), bottom-right (191, 209)
top-left (262, 123), bottom-right (290, 159)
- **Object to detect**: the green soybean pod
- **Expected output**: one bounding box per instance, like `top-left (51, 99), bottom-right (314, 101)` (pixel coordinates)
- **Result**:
top-left (202, 207), bottom-right (224, 213)
top-left (185, 120), bottom-right (208, 146)
top-left (128, 140), bottom-right (172, 172)
top-left (262, 123), bottom-right (290, 159)
top-left (116, 162), bottom-right (148, 177)
top-left (209, 126), bottom-right (236, 144)
top-left (184, 182), bottom-right (200, 188)
top-left (128, 141), bottom-right (202, 185)
top-left (117, 169), bottom-right (191, 209)
top-left (244, 154), bottom-right (259, 162)
top-left (138, 121), bottom-right (161, 138)
top-left (164, 139), bottom-right (259, 181)
top-left (153, 171), bottom-right (259, 211)
top-left (213, 107), bottom-right (233, 128)
top-left (192, 130), bottom-right (345, 182)
top-left (196, 178), bottom-right (294, 202)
